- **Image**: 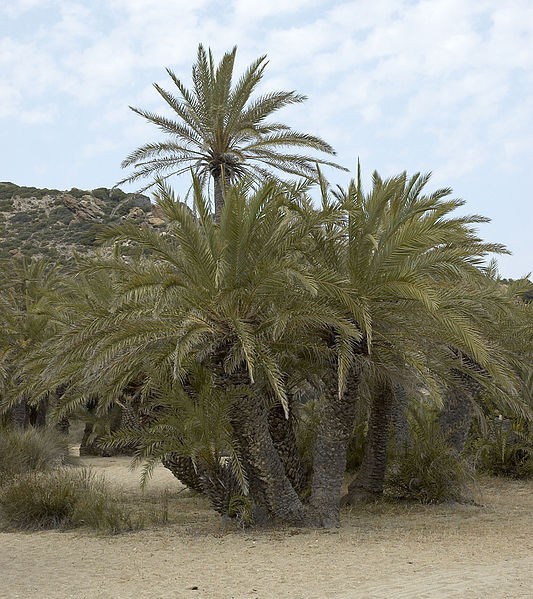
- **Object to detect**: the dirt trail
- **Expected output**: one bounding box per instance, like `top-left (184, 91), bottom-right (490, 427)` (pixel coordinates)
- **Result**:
top-left (1, 457), bottom-right (531, 599)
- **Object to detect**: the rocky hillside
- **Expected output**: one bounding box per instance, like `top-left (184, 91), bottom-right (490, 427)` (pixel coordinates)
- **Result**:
top-left (0, 182), bottom-right (166, 262)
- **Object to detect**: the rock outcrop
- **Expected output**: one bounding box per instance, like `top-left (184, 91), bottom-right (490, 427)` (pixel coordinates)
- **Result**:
top-left (0, 182), bottom-right (166, 262)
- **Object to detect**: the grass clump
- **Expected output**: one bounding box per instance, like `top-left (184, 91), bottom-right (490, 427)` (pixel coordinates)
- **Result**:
top-left (0, 426), bottom-right (71, 486)
top-left (0, 468), bottom-right (135, 533)
top-left (386, 413), bottom-right (474, 504)
top-left (0, 427), bottom-right (203, 533)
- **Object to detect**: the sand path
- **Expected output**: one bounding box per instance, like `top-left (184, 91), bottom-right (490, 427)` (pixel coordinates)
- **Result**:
top-left (1, 456), bottom-right (531, 599)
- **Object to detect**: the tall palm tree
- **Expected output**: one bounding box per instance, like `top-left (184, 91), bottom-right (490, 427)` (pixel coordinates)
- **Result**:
top-left (26, 178), bottom-right (349, 524)
top-left (300, 169), bottom-right (514, 519)
top-left (118, 44), bottom-right (346, 220)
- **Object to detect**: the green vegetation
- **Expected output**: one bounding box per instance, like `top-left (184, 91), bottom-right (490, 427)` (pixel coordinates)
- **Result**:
top-left (469, 418), bottom-right (532, 479)
top-left (0, 427), bottom-right (71, 486)
top-left (0, 427), bottom-right (171, 533)
top-left (0, 468), bottom-right (145, 533)
top-left (0, 183), bottom-right (61, 201)
top-left (387, 412), bottom-right (475, 504)
top-left (0, 46), bottom-right (531, 532)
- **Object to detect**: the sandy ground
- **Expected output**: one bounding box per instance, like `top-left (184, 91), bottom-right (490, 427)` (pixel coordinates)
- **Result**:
top-left (0, 455), bottom-right (532, 599)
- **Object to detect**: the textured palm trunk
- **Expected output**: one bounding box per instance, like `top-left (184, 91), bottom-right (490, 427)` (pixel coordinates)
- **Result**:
top-left (390, 384), bottom-right (411, 453)
top-left (54, 386), bottom-right (70, 435)
top-left (231, 394), bottom-right (308, 525)
top-left (267, 403), bottom-right (310, 497)
top-left (213, 174), bottom-right (225, 222)
top-left (79, 402), bottom-right (121, 457)
top-left (308, 368), bottom-right (361, 527)
top-left (160, 365), bottom-right (312, 525)
top-left (344, 380), bottom-right (394, 503)
top-left (162, 453), bottom-right (242, 516)
top-left (10, 395), bottom-right (47, 429)
top-left (439, 370), bottom-right (479, 454)
top-left (55, 416), bottom-right (70, 435)
top-left (161, 454), bottom-right (205, 493)
top-left (11, 399), bottom-right (29, 429)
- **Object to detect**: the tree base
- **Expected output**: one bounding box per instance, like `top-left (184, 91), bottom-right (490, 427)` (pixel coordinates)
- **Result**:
top-left (341, 486), bottom-right (383, 506)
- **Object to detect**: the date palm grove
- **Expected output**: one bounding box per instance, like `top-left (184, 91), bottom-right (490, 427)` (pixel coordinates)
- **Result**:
top-left (1, 45), bottom-right (531, 528)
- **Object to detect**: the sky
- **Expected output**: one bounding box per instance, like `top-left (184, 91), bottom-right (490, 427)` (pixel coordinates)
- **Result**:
top-left (1, 0), bottom-right (531, 278)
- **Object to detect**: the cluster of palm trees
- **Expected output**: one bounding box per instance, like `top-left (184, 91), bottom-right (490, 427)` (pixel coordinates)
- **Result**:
top-left (1, 45), bottom-right (531, 527)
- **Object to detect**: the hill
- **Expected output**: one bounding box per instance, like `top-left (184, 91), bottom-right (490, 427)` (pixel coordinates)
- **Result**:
top-left (0, 182), bottom-right (165, 262)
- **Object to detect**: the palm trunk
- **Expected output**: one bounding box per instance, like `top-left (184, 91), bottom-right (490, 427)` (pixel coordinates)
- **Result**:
top-left (54, 386), bottom-right (70, 435)
top-left (268, 403), bottom-right (310, 497)
top-left (344, 380), bottom-right (394, 503)
top-left (162, 454), bottom-right (205, 493)
top-left (55, 416), bottom-right (70, 435)
top-left (390, 384), bottom-right (411, 453)
top-left (308, 368), bottom-right (361, 527)
top-left (11, 398), bottom-right (29, 429)
top-left (231, 394), bottom-right (308, 525)
top-left (30, 396), bottom-right (48, 428)
top-left (439, 370), bottom-right (479, 454)
top-left (79, 402), bottom-right (121, 457)
top-left (213, 173), bottom-right (225, 222)
top-left (162, 453), bottom-right (242, 516)
top-left (157, 368), bottom-right (305, 522)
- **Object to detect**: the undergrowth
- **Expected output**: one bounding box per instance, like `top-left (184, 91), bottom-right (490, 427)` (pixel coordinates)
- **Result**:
top-left (0, 427), bottom-right (172, 533)
top-left (470, 419), bottom-right (532, 479)
top-left (0, 426), bottom-right (72, 486)
top-left (386, 412), bottom-right (475, 504)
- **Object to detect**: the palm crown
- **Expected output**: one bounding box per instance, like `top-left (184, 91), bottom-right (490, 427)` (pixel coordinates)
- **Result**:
top-left (119, 44), bottom-right (346, 219)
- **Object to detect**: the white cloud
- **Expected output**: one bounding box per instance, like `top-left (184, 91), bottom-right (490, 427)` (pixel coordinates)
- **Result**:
top-left (19, 106), bottom-right (56, 124)
top-left (1, 0), bottom-right (532, 275)
top-left (0, 37), bottom-right (63, 117)
top-left (0, 0), bottom-right (49, 19)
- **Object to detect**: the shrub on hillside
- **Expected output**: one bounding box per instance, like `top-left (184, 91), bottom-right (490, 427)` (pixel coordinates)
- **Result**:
top-left (68, 188), bottom-right (85, 199)
top-left (11, 212), bottom-right (33, 224)
top-left (91, 187), bottom-right (110, 201)
top-left (0, 198), bottom-right (14, 210)
top-left (50, 205), bottom-right (75, 224)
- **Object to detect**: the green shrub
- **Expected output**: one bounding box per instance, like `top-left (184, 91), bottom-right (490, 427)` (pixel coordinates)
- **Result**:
top-left (50, 205), bottom-right (75, 224)
top-left (68, 188), bottom-right (86, 199)
top-left (109, 187), bottom-right (127, 201)
top-left (0, 183), bottom-right (59, 201)
top-left (78, 224), bottom-right (103, 245)
top-left (0, 426), bottom-right (71, 486)
top-left (471, 420), bottom-right (532, 479)
top-left (386, 413), bottom-right (474, 504)
top-left (0, 468), bottom-right (133, 532)
top-left (91, 187), bottom-right (110, 201)
top-left (10, 212), bottom-right (33, 224)
top-left (125, 193), bottom-right (151, 212)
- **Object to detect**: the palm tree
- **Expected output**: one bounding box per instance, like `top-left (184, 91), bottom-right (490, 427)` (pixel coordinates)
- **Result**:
top-left (118, 44), bottom-right (346, 220)
top-left (19, 171), bottom-right (528, 527)
top-left (439, 278), bottom-right (533, 455)
top-left (300, 169), bottom-right (515, 517)
top-left (27, 178), bottom-right (349, 524)
top-left (0, 257), bottom-right (64, 428)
